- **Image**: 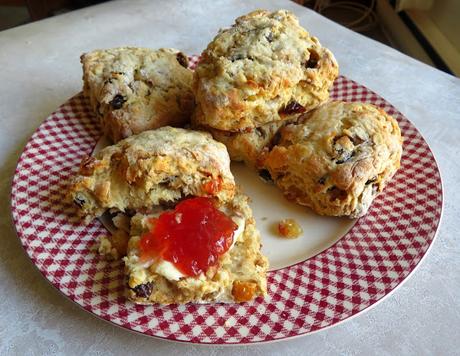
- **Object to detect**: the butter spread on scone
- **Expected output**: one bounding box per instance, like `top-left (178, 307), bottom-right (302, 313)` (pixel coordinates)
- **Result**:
top-left (125, 200), bottom-right (245, 283)
top-left (193, 9), bottom-right (338, 132)
top-left (81, 47), bottom-right (194, 142)
top-left (67, 127), bottom-right (235, 221)
top-left (260, 101), bottom-right (403, 218)
top-left (124, 192), bottom-right (268, 304)
top-left (119, 201), bottom-right (245, 281)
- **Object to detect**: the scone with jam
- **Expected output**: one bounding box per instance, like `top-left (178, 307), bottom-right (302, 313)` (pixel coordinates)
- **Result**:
top-left (260, 101), bottom-right (403, 218)
top-left (67, 126), bottom-right (268, 303)
top-left (81, 47), bottom-right (194, 142)
top-left (124, 192), bottom-right (268, 304)
top-left (67, 127), bottom-right (235, 222)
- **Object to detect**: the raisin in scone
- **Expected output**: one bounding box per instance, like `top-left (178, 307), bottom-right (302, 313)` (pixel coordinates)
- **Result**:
top-left (260, 101), bottom-right (403, 218)
top-left (81, 47), bottom-right (194, 142)
top-left (192, 9), bottom-right (338, 132)
top-left (67, 127), bottom-right (235, 221)
top-left (124, 192), bottom-right (268, 304)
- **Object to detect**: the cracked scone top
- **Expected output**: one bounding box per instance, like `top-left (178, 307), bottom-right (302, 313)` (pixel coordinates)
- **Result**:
top-left (260, 101), bottom-right (403, 218)
top-left (67, 127), bottom-right (235, 220)
top-left (193, 9), bottom-right (338, 132)
top-left (81, 47), bottom-right (194, 142)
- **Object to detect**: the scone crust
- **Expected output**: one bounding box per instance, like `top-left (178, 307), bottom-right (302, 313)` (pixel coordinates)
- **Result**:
top-left (81, 47), bottom-right (194, 142)
top-left (193, 9), bottom-right (338, 132)
top-left (124, 192), bottom-right (268, 304)
top-left (67, 127), bottom-right (235, 220)
top-left (260, 101), bottom-right (403, 218)
top-left (199, 116), bottom-right (299, 167)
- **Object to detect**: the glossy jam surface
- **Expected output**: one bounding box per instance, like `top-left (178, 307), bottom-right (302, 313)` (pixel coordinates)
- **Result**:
top-left (139, 197), bottom-right (237, 276)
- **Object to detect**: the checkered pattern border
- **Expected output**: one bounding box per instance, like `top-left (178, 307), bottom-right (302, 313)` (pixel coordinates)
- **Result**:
top-left (10, 56), bottom-right (442, 344)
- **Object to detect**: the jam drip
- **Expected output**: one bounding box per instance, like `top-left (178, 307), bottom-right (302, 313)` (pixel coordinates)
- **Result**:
top-left (139, 197), bottom-right (237, 276)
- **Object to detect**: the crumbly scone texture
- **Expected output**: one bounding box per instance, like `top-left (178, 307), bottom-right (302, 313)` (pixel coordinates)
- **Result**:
top-left (67, 127), bottom-right (236, 221)
top-left (193, 9), bottom-right (338, 132)
top-left (260, 101), bottom-right (403, 218)
top-left (199, 115), bottom-right (300, 167)
top-left (124, 192), bottom-right (269, 304)
top-left (81, 47), bottom-right (194, 142)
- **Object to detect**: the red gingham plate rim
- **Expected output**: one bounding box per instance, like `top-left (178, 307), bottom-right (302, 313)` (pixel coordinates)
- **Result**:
top-left (10, 74), bottom-right (443, 345)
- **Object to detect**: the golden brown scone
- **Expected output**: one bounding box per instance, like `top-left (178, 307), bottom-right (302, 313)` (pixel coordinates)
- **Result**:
top-left (81, 47), bottom-right (194, 142)
top-left (260, 101), bottom-right (403, 218)
top-left (67, 127), bottom-right (235, 221)
top-left (193, 9), bottom-right (338, 132)
top-left (124, 192), bottom-right (268, 304)
top-left (198, 116), bottom-right (299, 167)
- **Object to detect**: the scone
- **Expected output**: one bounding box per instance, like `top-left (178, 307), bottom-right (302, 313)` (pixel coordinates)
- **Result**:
top-left (81, 47), bottom-right (194, 142)
top-left (201, 116), bottom-right (298, 167)
top-left (260, 101), bottom-right (403, 218)
top-left (124, 192), bottom-right (268, 304)
top-left (67, 127), bottom-right (235, 221)
top-left (193, 9), bottom-right (338, 132)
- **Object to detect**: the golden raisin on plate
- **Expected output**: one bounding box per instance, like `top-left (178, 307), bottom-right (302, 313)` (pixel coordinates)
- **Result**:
top-left (278, 218), bottom-right (303, 239)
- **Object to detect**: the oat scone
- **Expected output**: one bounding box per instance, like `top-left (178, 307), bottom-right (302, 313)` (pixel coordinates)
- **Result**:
top-left (124, 192), bottom-right (268, 304)
top-left (67, 127), bottom-right (235, 221)
top-left (193, 9), bottom-right (338, 132)
top-left (81, 47), bottom-right (194, 142)
top-left (260, 101), bottom-right (403, 218)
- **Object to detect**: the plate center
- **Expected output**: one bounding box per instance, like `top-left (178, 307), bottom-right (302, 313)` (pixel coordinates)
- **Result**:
top-left (231, 163), bottom-right (355, 271)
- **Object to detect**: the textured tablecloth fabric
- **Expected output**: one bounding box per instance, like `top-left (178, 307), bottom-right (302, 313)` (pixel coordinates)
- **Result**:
top-left (1, 0), bottom-right (459, 354)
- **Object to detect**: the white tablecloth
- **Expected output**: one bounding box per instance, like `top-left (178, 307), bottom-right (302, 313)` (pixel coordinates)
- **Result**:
top-left (1, 0), bottom-right (459, 354)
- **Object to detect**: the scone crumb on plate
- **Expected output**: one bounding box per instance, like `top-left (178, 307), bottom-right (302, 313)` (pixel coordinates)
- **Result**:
top-left (278, 219), bottom-right (303, 239)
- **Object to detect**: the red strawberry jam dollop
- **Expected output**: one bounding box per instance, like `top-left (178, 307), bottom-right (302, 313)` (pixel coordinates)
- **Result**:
top-left (139, 197), bottom-right (238, 277)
